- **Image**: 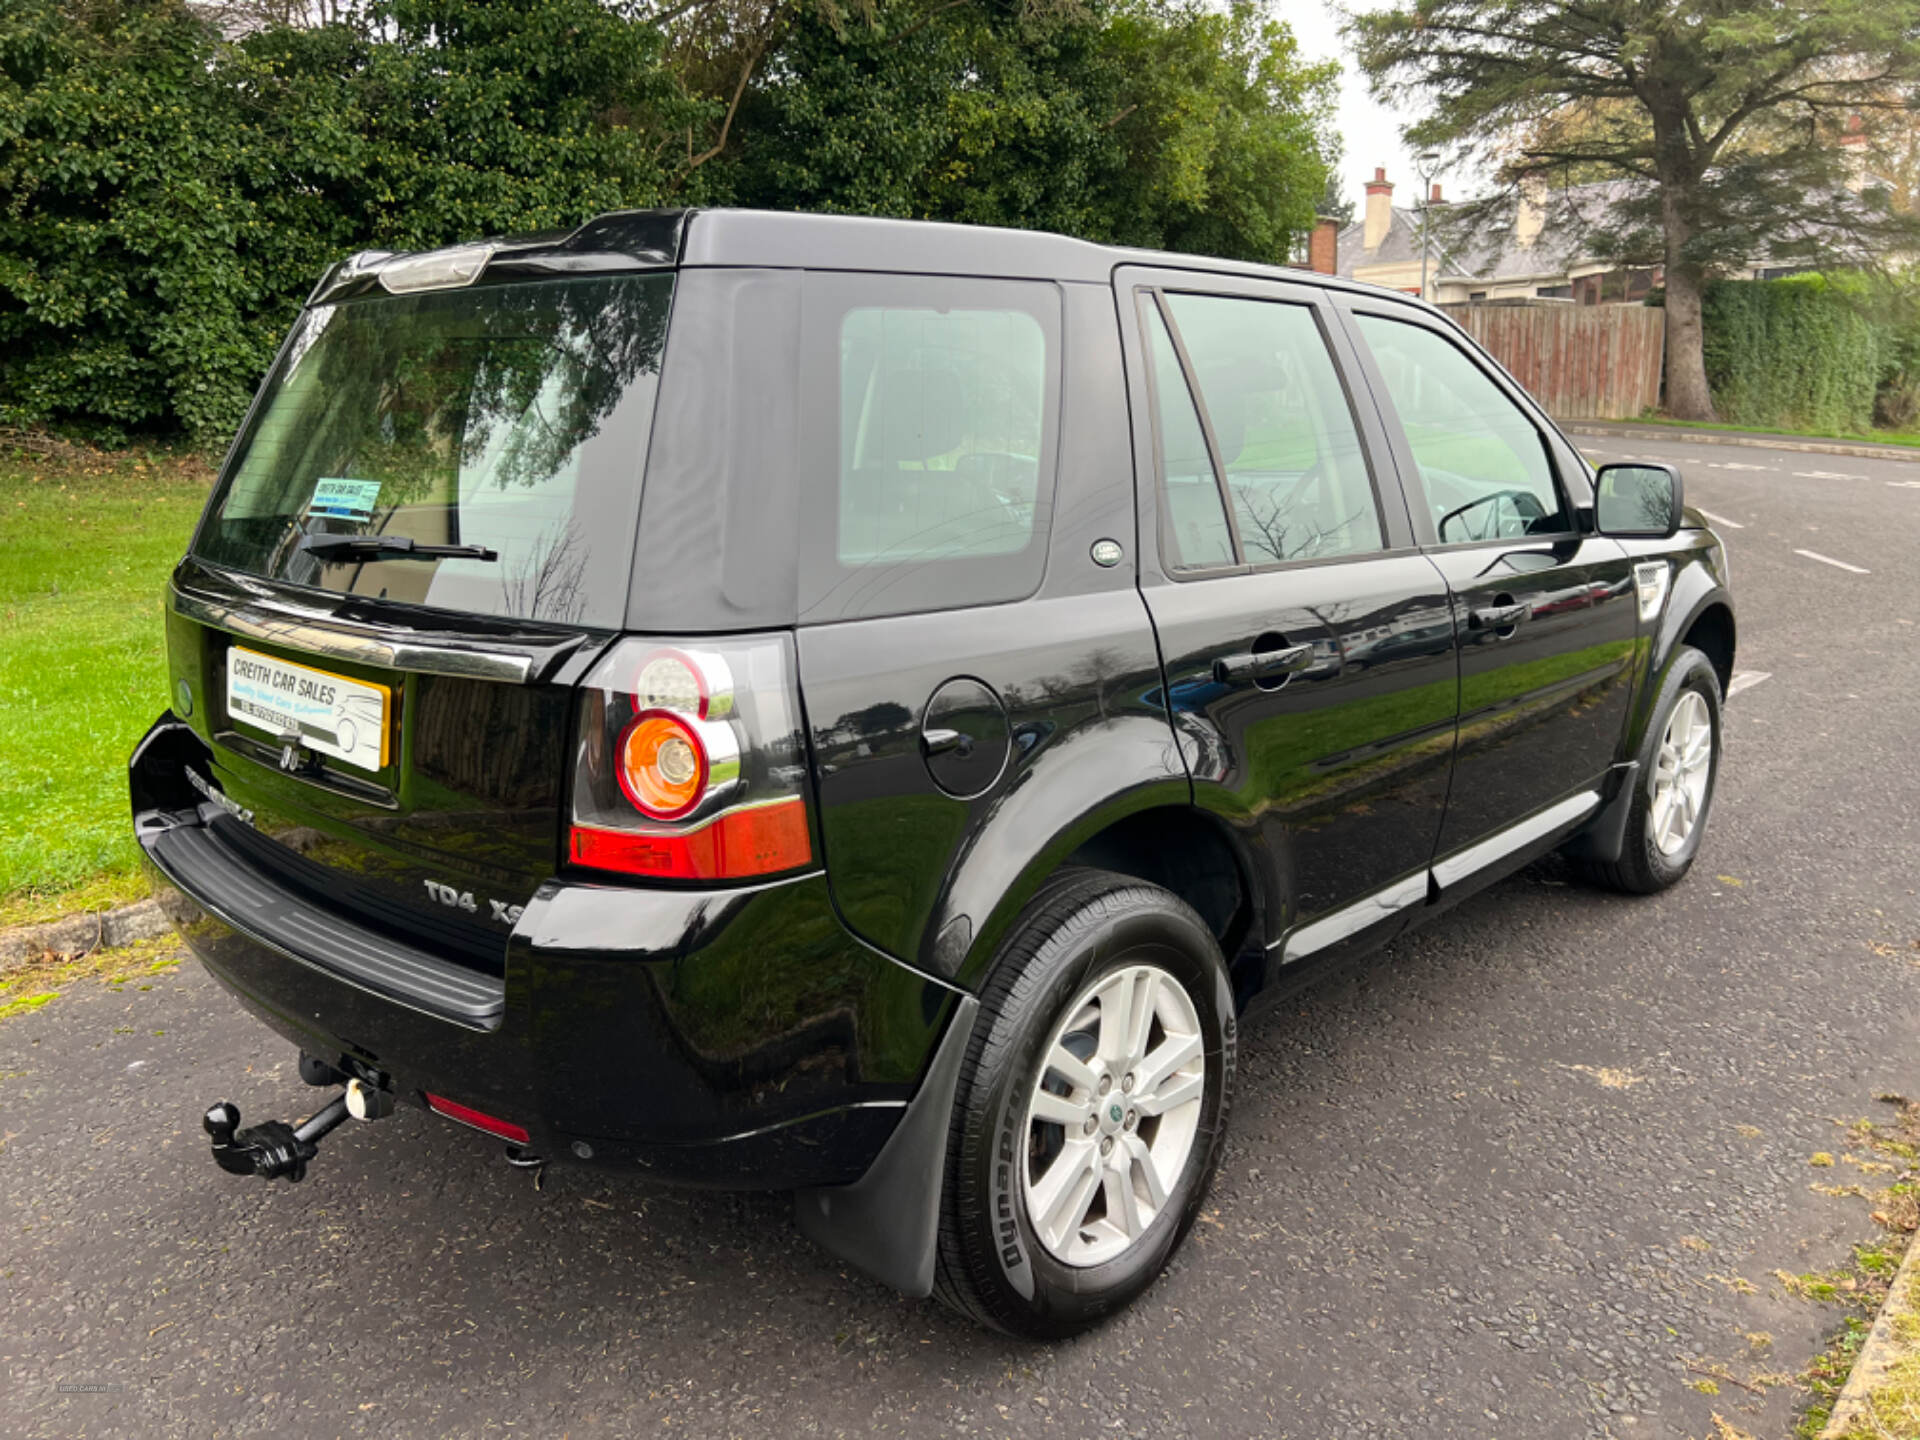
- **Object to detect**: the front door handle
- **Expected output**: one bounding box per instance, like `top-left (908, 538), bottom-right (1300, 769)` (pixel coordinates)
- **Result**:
top-left (1212, 641), bottom-right (1315, 686)
top-left (1469, 601), bottom-right (1532, 632)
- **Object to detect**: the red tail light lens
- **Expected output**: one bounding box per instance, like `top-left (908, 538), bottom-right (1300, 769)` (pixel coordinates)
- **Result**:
top-left (569, 635), bottom-right (813, 882)
top-left (570, 797), bottom-right (812, 880)
top-left (425, 1093), bottom-right (531, 1144)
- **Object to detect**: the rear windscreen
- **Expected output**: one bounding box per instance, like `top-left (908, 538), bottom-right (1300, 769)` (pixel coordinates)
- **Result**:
top-left (193, 274), bottom-right (672, 628)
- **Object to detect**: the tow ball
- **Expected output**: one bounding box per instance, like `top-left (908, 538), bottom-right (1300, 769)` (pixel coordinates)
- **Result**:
top-left (204, 1078), bottom-right (394, 1183)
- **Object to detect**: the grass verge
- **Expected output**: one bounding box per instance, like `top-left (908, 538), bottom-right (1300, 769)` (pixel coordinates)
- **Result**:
top-left (1827, 1259), bottom-right (1920, 1439)
top-left (0, 934), bottom-right (185, 1023)
top-left (1617, 414), bottom-right (1920, 450)
top-left (0, 444), bottom-right (210, 914)
top-left (1788, 1098), bottom-right (1920, 1437)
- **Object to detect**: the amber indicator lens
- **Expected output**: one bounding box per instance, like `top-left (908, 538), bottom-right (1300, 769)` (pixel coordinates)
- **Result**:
top-left (617, 711), bottom-right (708, 819)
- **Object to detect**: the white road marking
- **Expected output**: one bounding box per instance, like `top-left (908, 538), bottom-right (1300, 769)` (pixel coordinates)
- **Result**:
top-left (1719, 461), bottom-right (1772, 471)
top-left (1725, 671), bottom-right (1771, 700)
top-left (1889, 480), bottom-right (1920, 490)
top-left (1795, 469), bottom-right (1868, 481)
top-left (1696, 509), bottom-right (1745, 529)
top-left (1794, 548), bottom-right (1871, 574)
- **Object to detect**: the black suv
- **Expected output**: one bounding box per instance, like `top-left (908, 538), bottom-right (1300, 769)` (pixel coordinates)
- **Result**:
top-left (130, 209), bottom-right (1735, 1338)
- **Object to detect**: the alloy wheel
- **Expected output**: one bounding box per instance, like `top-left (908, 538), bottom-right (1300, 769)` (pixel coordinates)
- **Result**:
top-left (1021, 963), bottom-right (1206, 1267)
top-left (1649, 689), bottom-right (1713, 856)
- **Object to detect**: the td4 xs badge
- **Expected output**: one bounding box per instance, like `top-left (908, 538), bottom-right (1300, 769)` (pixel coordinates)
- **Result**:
top-left (423, 879), bottom-right (524, 926)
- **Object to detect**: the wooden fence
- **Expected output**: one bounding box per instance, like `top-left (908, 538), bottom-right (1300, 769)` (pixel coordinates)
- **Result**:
top-left (1440, 300), bottom-right (1665, 420)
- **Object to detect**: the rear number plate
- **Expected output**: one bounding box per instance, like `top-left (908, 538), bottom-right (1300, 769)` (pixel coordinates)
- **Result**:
top-left (225, 647), bottom-right (390, 772)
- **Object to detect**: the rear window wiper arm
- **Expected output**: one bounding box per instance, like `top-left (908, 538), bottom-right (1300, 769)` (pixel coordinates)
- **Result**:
top-left (299, 534), bottom-right (498, 563)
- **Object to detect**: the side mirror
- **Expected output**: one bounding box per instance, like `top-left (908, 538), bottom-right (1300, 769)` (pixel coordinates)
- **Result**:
top-left (1594, 462), bottom-right (1684, 539)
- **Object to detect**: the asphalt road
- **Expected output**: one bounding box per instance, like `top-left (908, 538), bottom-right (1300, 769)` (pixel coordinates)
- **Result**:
top-left (5, 432), bottom-right (1919, 1440)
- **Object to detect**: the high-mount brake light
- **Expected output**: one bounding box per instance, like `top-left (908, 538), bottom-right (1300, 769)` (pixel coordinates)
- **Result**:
top-left (377, 243), bottom-right (496, 295)
top-left (569, 635), bottom-right (812, 882)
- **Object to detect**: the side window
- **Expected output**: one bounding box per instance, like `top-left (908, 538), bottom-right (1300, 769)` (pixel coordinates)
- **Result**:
top-left (1162, 293), bottom-right (1384, 565)
top-left (1143, 299), bottom-right (1235, 568)
top-left (798, 275), bottom-right (1061, 622)
top-left (837, 306), bottom-right (1044, 566)
top-left (1352, 313), bottom-right (1569, 544)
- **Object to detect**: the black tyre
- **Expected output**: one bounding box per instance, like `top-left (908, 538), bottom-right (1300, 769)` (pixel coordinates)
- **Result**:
top-left (1577, 644), bottom-right (1723, 895)
top-left (932, 870), bottom-right (1236, 1339)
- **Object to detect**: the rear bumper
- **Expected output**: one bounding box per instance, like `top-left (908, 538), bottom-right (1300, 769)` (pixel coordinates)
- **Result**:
top-left (132, 714), bottom-right (963, 1189)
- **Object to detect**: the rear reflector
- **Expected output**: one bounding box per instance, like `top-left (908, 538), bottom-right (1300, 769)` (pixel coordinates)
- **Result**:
top-left (424, 1093), bottom-right (530, 1144)
top-left (570, 797), bottom-right (812, 881)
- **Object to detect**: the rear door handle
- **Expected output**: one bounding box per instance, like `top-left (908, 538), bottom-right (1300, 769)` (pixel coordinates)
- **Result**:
top-left (1469, 601), bottom-right (1532, 631)
top-left (1212, 642), bottom-right (1315, 685)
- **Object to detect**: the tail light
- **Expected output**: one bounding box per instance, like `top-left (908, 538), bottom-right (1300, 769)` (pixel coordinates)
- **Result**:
top-left (567, 635), bottom-right (814, 882)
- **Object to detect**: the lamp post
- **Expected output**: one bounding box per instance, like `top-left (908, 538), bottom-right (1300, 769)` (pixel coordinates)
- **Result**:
top-left (1415, 151), bottom-right (1441, 302)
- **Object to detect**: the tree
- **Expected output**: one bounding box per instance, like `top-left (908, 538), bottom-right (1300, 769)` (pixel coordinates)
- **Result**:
top-left (732, 0), bottom-right (1337, 265)
top-left (1345, 0), bottom-right (1920, 421)
top-left (0, 0), bottom-right (248, 438)
top-left (0, 0), bottom-right (700, 441)
top-left (1316, 171), bottom-right (1355, 227)
top-left (1, 0), bottom-right (1336, 440)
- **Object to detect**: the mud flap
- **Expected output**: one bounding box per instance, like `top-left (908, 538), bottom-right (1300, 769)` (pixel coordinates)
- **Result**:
top-left (794, 995), bottom-right (979, 1297)
top-left (1561, 760), bottom-right (1640, 864)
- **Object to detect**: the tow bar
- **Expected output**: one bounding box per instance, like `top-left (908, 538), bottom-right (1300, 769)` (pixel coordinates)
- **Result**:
top-left (203, 1077), bottom-right (394, 1183)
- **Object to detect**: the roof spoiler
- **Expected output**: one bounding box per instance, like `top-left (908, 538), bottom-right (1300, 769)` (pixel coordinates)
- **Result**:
top-left (308, 209), bottom-right (689, 306)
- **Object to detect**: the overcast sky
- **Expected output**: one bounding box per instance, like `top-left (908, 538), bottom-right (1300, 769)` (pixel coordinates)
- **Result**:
top-left (1286, 1), bottom-right (1487, 216)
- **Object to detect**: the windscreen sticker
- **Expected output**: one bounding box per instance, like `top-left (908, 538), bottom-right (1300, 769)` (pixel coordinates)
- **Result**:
top-left (305, 478), bottom-right (383, 522)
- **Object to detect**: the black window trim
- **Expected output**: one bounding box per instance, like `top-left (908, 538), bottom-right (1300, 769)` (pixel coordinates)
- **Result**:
top-left (1335, 295), bottom-right (1584, 554)
top-left (1133, 281), bottom-right (1405, 581)
top-left (1142, 289), bottom-right (1248, 575)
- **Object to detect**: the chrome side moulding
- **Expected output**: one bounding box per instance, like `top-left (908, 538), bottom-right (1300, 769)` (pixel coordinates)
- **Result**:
top-left (1430, 789), bottom-right (1601, 891)
top-left (1275, 789), bottom-right (1605, 962)
top-left (1279, 872), bottom-right (1428, 962)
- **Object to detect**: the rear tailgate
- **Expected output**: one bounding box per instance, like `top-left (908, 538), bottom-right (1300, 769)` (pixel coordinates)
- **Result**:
top-left (159, 565), bottom-right (603, 995)
top-left (146, 267), bottom-right (673, 1005)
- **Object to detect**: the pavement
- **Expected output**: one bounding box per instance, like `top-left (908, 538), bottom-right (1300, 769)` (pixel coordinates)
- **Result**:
top-left (4, 431), bottom-right (1918, 1440)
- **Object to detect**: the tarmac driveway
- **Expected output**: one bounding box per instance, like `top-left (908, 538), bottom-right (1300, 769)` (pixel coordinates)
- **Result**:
top-left (4, 432), bottom-right (1919, 1439)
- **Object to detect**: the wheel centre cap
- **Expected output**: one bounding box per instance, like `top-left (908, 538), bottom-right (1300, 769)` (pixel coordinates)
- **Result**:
top-left (1101, 1099), bottom-right (1126, 1134)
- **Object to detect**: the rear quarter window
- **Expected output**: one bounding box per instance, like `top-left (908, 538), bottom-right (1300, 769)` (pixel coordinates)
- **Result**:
top-left (797, 273), bottom-right (1062, 623)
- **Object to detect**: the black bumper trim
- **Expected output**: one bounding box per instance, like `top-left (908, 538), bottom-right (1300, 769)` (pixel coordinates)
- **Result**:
top-left (141, 812), bottom-right (505, 1030)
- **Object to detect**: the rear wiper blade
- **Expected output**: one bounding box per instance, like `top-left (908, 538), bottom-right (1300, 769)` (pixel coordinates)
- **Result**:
top-left (298, 534), bottom-right (498, 564)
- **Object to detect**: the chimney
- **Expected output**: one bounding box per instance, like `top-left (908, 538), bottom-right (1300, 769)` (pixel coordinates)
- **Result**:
top-left (1363, 166), bottom-right (1394, 251)
top-left (1514, 176), bottom-right (1546, 247)
top-left (1429, 183), bottom-right (1443, 204)
top-left (1309, 216), bottom-right (1339, 275)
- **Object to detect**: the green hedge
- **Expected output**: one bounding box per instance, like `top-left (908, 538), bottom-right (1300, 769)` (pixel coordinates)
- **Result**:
top-left (0, 0), bottom-right (1336, 445)
top-left (1701, 273), bottom-right (1888, 433)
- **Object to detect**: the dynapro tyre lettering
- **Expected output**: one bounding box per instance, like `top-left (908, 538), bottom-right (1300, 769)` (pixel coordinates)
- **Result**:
top-left (995, 1092), bottom-right (1032, 1284)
